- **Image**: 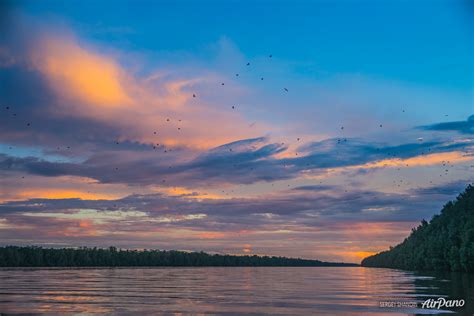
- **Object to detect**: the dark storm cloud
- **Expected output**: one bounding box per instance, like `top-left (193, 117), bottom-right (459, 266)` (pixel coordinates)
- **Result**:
top-left (418, 115), bottom-right (474, 135)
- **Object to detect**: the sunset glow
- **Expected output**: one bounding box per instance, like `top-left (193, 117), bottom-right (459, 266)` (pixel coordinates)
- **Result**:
top-left (0, 0), bottom-right (472, 263)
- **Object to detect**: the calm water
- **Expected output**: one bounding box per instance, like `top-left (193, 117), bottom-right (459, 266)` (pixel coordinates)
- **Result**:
top-left (0, 267), bottom-right (472, 315)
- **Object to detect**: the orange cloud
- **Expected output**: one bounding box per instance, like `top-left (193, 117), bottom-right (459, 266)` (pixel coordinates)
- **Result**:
top-left (338, 222), bottom-right (410, 236)
top-left (28, 34), bottom-right (263, 149)
top-left (17, 189), bottom-right (119, 201)
top-left (153, 186), bottom-right (227, 200)
top-left (0, 174), bottom-right (140, 203)
top-left (33, 37), bottom-right (132, 107)
top-left (361, 151), bottom-right (472, 169)
top-left (57, 219), bottom-right (101, 237)
top-left (302, 151), bottom-right (473, 182)
top-left (197, 232), bottom-right (228, 239)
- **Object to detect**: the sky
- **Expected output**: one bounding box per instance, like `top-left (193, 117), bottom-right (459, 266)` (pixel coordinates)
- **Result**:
top-left (0, 0), bottom-right (473, 263)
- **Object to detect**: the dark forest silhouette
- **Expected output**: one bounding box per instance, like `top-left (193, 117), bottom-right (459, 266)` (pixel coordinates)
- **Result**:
top-left (362, 184), bottom-right (474, 272)
top-left (0, 247), bottom-right (357, 267)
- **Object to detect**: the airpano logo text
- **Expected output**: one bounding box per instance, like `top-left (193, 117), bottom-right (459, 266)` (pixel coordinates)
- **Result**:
top-left (421, 298), bottom-right (465, 309)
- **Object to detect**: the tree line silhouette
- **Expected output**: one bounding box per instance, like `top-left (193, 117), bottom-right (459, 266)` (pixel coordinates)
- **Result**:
top-left (362, 184), bottom-right (474, 272)
top-left (0, 246), bottom-right (357, 267)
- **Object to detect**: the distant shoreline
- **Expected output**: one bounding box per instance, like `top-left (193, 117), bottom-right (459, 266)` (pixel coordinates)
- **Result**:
top-left (0, 246), bottom-right (359, 268)
top-left (0, 265), bottom-right (360, 269)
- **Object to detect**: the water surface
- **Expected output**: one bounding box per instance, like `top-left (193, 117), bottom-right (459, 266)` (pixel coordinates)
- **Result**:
top-left (0, 267), bottom-right (472, 315)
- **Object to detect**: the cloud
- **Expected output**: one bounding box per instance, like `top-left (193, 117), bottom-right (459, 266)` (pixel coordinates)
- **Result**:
top-left (0, 181), bottom-right (469, 262)
top-left (1, 180), bottom-right (465, 224)
top-left (419, 115), bottom-right (474, 135)
top-left (1, 132), bottom-right (472, 189)
top-left (1, 16), bottom-right (472, 191)
top-left (292, 185), bottom-right (338, 191)
top-left (32, 37), bottom-right (133, 107)
top-left (411, 180), bottom-right (472, 196)
top-left (282, 137), bottom-right (473, 175)
top-left (0, 16), bottom-right (264, 152)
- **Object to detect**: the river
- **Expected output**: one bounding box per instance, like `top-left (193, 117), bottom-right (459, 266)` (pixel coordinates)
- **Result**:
top-left (0, 267), bottom-right (472, 315)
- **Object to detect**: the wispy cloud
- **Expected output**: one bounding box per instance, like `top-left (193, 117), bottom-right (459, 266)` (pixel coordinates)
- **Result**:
top-left (418, 115), bottom-right (474, 135)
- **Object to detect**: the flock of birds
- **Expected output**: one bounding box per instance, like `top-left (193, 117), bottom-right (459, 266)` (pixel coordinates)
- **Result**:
top-left (2, 53), bottom-right (473, 197)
